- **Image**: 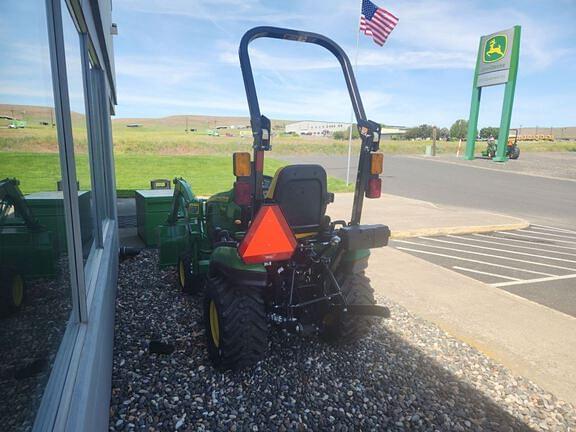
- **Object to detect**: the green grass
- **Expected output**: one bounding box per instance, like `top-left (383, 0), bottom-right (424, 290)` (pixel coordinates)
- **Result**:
top-left (0, 152), bottom-right (354, 196)
top-left (3, 123), bottom-right (575, 156)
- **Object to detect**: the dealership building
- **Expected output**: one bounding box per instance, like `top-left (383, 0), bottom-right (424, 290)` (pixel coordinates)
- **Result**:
top-left (285, 120), bottom-right (349, 136)
top-left (1, 1), bottom-right (118, 431)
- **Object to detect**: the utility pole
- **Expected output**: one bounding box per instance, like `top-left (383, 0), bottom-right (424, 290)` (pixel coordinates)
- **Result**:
top-left (432, 125), bottom-right (437, 156)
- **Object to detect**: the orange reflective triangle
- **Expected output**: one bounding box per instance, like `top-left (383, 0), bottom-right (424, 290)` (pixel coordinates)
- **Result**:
top-left (238, 204), bottom-right (297, 264)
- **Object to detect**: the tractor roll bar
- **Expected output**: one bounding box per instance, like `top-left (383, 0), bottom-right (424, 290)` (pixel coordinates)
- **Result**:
top-left (239, 26), bottom-right (367, 132)
top-left (239, 26), bottom-right (380, 225)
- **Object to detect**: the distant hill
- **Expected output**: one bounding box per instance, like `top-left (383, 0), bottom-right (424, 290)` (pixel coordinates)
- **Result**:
top-left (3, 104), bottom-right (575, 140)
top-left (0, 103), bottom-right (84, 126)
top-left (112, 115), bottom-right (291, 131)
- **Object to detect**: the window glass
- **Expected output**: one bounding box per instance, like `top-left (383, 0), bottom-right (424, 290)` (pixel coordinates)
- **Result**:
top-left (88, 61), bottom-right (112, 223)
top-left (61, 5), bottom-right (97, 258)
top-left (0, 1), bottom-right (72, 429)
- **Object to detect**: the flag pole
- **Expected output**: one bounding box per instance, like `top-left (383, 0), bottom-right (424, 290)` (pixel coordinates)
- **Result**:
top-left (346, 0), bottom-right (363, 186)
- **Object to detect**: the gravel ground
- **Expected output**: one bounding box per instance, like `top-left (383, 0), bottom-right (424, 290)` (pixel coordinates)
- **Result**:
top-left (0, 259), bottom-right (71, 432)
top-left (110, 250), bottom-right (576, 431)
top-left (430, 152), bottom-right (576, 180)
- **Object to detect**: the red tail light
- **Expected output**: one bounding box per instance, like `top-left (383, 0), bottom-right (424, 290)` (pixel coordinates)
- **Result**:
top-left (234, 181), bottom-right (251, 206)
top-left (365, 177), bottom-right (382, 199)
top-left (239, 204), bottom-right (297, 264)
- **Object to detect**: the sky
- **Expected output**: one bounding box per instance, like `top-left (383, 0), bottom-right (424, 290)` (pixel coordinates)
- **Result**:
top-left (1, 0), bottom-right (575, 128)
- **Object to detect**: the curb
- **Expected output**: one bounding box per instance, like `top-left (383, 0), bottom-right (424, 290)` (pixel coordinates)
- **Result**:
top-left (390, 220), bottom-right (530, 239)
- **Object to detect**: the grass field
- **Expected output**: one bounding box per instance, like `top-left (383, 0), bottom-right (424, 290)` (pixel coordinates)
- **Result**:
top-left (1, 104), bottom-right (575, 196)
top-left (0, 152), bottom-right (354, 196)
top-left (2, 121), bottom-right (575, 156)
top-left (1, 104), bottom-right (575, 156)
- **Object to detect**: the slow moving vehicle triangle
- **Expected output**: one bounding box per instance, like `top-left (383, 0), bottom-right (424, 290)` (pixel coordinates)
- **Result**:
top-left (239, 204), bottom-right (297, 264)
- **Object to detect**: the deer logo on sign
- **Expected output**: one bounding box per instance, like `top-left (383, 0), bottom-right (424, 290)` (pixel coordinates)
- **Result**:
top-left (483, 35), bottom-right (507, 62)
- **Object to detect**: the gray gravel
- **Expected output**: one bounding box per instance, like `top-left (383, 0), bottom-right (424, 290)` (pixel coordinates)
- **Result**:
top-left (427, 152), bottom-right (576, 181)
top-left (110, 250), bottom-right (576, 431)
top-left (0, 258), bottom-right (71, 432)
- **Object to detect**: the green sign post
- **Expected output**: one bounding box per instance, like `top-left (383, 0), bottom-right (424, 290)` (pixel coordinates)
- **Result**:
top-left (465, 26), bottom-right (521, 162)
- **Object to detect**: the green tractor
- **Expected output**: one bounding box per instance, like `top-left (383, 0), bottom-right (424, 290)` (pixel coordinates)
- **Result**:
top-left (482, 129), bottom-right (520, 159)
top-left (0, 178), bottom-right (56, 315)
top-left (158, 26), bottom-right (391, 370)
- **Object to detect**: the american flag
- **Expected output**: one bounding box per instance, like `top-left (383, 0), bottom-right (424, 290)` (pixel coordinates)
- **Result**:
top-left (360, 0), bottom-right (399, 46)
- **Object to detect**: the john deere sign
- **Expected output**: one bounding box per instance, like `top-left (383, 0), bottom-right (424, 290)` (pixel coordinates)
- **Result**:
top-left (465, 26), bottom-right (521, 161)
top-left (476, 27), bottom-right (515, 87)
top-left (483, 35), bottom-right (507, 62)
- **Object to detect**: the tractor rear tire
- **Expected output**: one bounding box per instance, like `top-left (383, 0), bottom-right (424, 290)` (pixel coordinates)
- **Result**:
top-left (0, 267), bottom-right (25, 316)
top-left (510, 146), bottom-right (520, 159)
top-left (203, 273), bottom-right (267, 370)
top-left (320, 271), bottom-right (375, 344)
top-left (178, 253), bottom-right (204, 294)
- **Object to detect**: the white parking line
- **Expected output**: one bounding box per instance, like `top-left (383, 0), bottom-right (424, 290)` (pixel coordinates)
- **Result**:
top-left (396, 246), bottom-right (556, 277)
top-left (475, 233), bottom-right (576, 252)
top-left (495, 231), bottom-right (576, 247)
top-left (395, 239), bottom-right (576, 272)
top-left (520, 229), bottom-right (576, 240)
top-left (452, 266), bottom-right (521, 281)
top-left (422, 237), bottom-right (576, 264)
top-left (491, 273), bottom-right (576, 288)
top-left (455, 235), bottom-right (576, 257)
top-left (531, 224), bottom-right (576, 235)
top-left (528, 226), bottom-right (576, 239)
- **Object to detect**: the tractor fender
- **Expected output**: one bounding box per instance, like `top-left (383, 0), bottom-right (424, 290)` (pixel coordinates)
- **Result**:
top-left (210, 246), bottom-right (268, 287)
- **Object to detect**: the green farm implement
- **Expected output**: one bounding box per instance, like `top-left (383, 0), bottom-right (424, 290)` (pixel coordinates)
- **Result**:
top-left (158, 26), bottom-right (391, 370)
top-left (0, 178), bottom-right (56, 315)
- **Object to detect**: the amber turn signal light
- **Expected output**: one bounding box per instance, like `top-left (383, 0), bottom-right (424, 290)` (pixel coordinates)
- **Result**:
top-left (233, 152), bottom-right (251, 177)
top-left (370, 152), bottom-right (383, 175)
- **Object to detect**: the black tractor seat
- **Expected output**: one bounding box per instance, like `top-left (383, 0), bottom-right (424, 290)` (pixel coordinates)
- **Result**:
top-left (266, 164), bottom-right (333, 237)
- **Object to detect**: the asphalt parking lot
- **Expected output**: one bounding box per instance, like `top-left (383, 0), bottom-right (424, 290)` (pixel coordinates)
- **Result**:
top-left (283, 152), bottom-right (576, 229)
top-left (391, 224), bottom-right (576, 317)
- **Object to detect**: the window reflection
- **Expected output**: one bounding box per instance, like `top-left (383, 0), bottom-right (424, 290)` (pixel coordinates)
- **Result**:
top-left (0, 1), bottom-right (71, 430)
top-left (62, 4), bottom-right (96, 259)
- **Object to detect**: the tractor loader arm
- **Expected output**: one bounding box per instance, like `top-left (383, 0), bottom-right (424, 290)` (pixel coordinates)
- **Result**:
top-left (0, 178), bottom-right (42, 230)
top-left (165, 177), bottom-right (199, 225)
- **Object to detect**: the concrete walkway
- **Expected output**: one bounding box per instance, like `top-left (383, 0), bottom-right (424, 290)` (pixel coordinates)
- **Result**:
top-left (367, 247), bottom-right (576, 406)
top-left (330, 193), bottom-right (576, 405)
top-left (330, 193), bottom-right (528, 238)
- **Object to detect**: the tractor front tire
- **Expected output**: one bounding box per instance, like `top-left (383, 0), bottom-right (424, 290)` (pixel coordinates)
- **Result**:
top-left (320, 271), bottom-right (376, 344)
top-left (0, 267), bottom-right (25, 316)
top-left (203, 273), bottom-right (267, 370)
top-left (178, 254), bottom-right (204, 294)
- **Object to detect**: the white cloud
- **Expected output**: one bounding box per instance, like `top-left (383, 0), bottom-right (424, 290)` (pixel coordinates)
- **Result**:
top-left (219, 45), bottom-right (475, 71)
top-left (390, 0), bottom-right (573, 71)
top-left (116, 56), bottom-right (207, 84)
top-left (114, 0), bottom-right (308, 29)
top-left (0, 82), bottom-right (53, 100)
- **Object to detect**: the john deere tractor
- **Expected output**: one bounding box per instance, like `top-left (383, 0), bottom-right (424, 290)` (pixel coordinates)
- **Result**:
top-left (0, 178), bottom-right (56, 315)
top-left (482, 129), bottom-right (520, 160)
top-left (158, 26), bottom-right (391, 370)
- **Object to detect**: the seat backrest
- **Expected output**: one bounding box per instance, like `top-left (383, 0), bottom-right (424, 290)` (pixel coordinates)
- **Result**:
top-left (266, 164), bottom-right (329, 234)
